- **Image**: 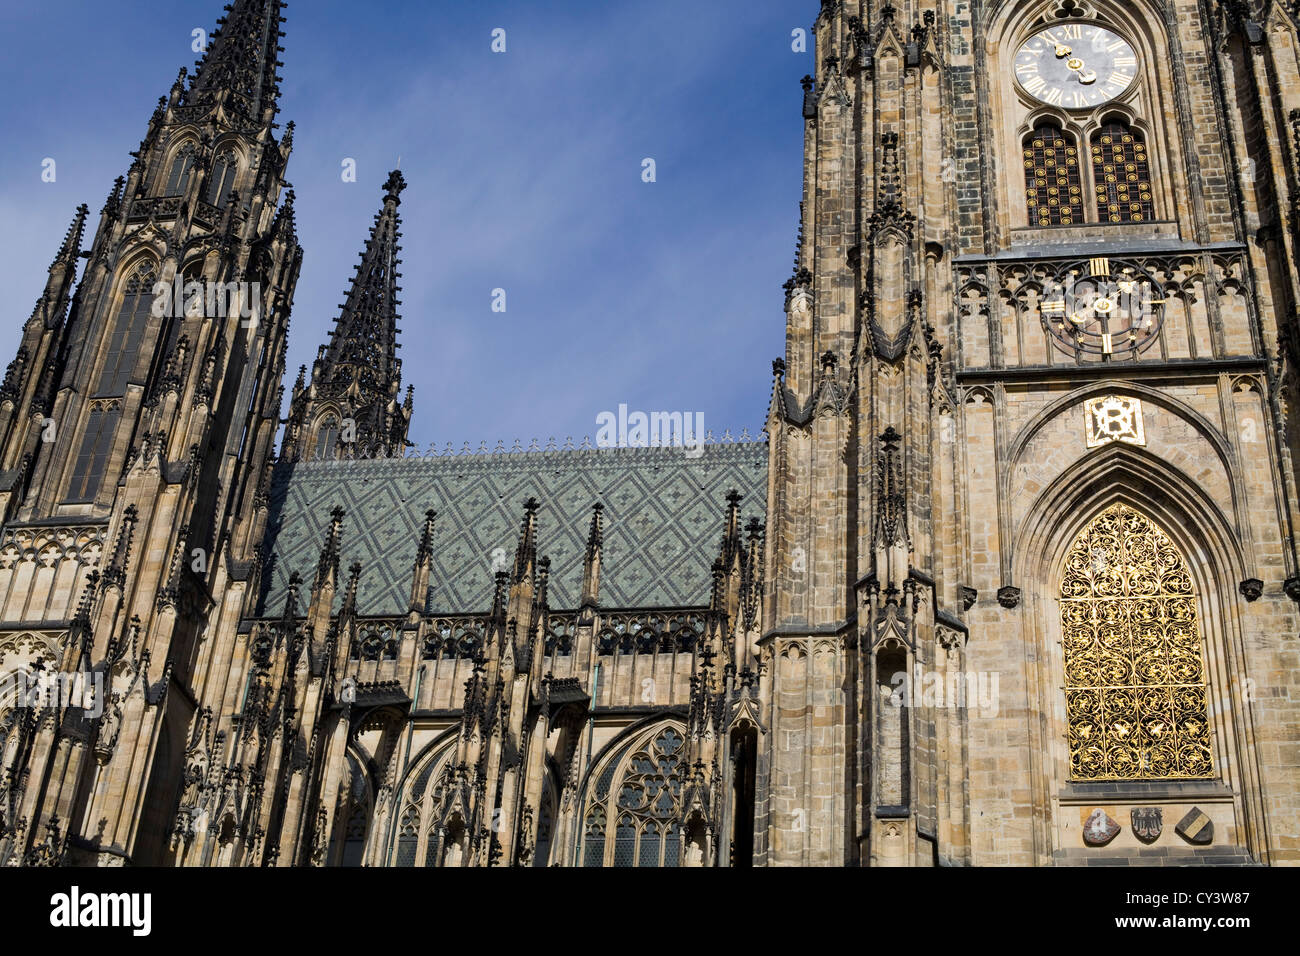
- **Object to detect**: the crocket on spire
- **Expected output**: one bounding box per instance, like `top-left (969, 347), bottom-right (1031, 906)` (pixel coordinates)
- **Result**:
top-left (185, 0), bottom-right (287, 127)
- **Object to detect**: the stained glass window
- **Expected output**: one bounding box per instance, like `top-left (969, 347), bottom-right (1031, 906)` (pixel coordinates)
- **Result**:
top-left (394, 806), bottom-right (420, 867)
top-left (315, 417), bottom-right (339, 461)
top-left (580, 726), bottom-right (685, 867)
top-left (1024, 124), bottom-right (1083, 227)
top-left (341, 805), bottom-right (367, 867)
top-left (1092, 122), bottom-right (1154, 223)
top-left (1061, 503), bottom-right (1214, 780)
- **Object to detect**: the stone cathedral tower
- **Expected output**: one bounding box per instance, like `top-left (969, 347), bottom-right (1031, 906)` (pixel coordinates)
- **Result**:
top-left (0, 0), bottom-right (301, 866)
top-left (761, 0), bottom-right (1300, 866)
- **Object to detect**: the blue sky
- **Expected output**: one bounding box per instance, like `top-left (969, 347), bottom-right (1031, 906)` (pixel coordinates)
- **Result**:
top-left (0, 0), bottom-right (810, 451)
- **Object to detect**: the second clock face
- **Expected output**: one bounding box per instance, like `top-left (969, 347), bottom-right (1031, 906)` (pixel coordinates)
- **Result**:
top-left (1015, 23), bottom-right (1137, 109)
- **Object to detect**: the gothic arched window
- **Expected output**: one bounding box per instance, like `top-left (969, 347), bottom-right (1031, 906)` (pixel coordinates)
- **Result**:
top-left (206, 150), bottom-right (238, 206)
top-left (394, 806), bottom-right (420, 867)
top-left (581, 725), bottom-right (685, 867)
top-left (1091, 121), bottom-right (1155, 223)
top-left (67, 403), bottom-right (120, 503)
top-left (96, 261), bottom-right (156, 397)
top-left (1060, 503), bottom-right (1214, 780)
top-left (1024, 123), bottom-right (1083, 227)
top-left (164, 144), bottom-right (197, 197)
top-left (315, 416), bottom-right (340, 460)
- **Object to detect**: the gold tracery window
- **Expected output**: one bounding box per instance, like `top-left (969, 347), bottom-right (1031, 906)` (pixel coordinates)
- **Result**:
top-left (1060, 503), bottom-right (1213, 780)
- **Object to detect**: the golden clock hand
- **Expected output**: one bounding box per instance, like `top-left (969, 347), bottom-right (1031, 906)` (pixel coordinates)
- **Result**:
top-left (1065, 57), bottom-right (1098, 85)
top-left (1054, 43), bottom-right (1072, 57)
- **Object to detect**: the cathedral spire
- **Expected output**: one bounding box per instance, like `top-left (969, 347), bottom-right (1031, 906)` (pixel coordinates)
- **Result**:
top-left (512, 498), bottom-right (539, 584)
top-left (318, 170), bottom-right (406, 397)
top-left (282, 172), bottom-right (412, 460)
top-left (185, 0), bottom-right (287, 127)
top-left (580, 503), bottom-right (604, 610)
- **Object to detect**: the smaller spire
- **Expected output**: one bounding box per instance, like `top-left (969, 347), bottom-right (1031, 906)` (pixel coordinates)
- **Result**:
top-left (55, 205), bottom-right (89, 265)
top-left (416, 510), bottom-right (437, 564)
top-left (101, 176), bottom-right (125, 220)
top-left (513, 498), bottom-right (540, 584)
top-left (281, 571), bottom-right (302, 622)
top-left (342, 561), bottom-right (363, 618)
top-left (314, 506), bottom-right (345, 591)
top-left (580, 503), bottom-right (604, 609)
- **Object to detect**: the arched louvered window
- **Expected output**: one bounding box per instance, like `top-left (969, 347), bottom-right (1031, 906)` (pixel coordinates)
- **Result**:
top-left (97, 261), bottom-right (157, 397)
top-left (315, 417), bottom-right (340, 461)
top-left (1091, 121), bottom-right (1155, 223)
top-left (580, 725), bottom-right (685, 867)
top-left (1024, 123), bottom-right (1083, 227)
top-left (1061, 503), bottom-right (1213, 779)
top-left (164, 144), bottom-right (197, 197)
top-left (206, 149), bottom-right (238, 205)
top-left (67, 404), bottom-right (120, 503)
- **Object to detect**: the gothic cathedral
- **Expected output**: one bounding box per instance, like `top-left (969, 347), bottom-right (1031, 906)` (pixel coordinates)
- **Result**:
top-left (0, 0), bottom-right (1297, 868)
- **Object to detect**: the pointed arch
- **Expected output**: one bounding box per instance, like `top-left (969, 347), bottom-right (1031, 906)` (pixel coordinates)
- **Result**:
top-left (1012, 442), bottom-right (1270, 859)
top-left (576, 719), bottom-right (687, 868)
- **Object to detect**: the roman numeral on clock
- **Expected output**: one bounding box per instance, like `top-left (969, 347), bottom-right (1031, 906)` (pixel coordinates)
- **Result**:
top-left (1090, 258), bottom-right (1110, 276)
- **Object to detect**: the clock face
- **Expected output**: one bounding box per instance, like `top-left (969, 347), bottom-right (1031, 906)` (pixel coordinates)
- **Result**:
top-left (1014, 23), bottom-right (1137, 109)
top-left (1039, 257), bottom-right (1167, 358)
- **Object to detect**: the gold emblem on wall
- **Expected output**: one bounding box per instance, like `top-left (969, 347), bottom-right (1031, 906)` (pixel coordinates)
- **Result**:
top-left (1085, 395), bottom-right (1145, 448)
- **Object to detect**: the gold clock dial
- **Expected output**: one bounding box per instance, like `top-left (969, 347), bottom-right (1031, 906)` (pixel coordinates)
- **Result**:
top-left (1015, 23), bottom-right (1137, 109)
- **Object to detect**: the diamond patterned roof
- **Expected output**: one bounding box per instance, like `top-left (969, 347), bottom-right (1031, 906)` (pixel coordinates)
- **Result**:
top-left (256, 443), bottom-right (768, 617)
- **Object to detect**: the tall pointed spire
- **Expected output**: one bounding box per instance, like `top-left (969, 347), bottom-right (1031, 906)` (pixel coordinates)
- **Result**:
top-left (281, 172), bottom-right (413, 460)
top-left (185, 0), bottom-right (287, 127)
top-left (319, 170), bottom-right (406, 395)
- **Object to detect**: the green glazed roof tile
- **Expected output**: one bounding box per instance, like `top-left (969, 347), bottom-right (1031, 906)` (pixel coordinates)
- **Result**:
top-left (257, 442), bottom-right (768, 616)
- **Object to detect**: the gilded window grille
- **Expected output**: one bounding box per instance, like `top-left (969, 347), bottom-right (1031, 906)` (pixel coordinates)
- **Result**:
top-left (1091, 122), bottom-right (1154, 223)
top-left (1024, 124), bottom-right (1083, 227)
top-left (1060, 503), bottom-right (1214, 780)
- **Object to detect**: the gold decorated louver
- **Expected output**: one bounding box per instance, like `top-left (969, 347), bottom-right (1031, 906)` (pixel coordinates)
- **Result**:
top-left (1092, 122), bottom-right (1155, 223)
top-left (1060, 503), bottom-right (1213, 780)
top-left (1024, 124), bottom-right (1084, 227)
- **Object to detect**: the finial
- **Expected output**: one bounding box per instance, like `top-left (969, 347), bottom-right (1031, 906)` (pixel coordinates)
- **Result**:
top-left (383, 169), bottom-right (407, 204)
